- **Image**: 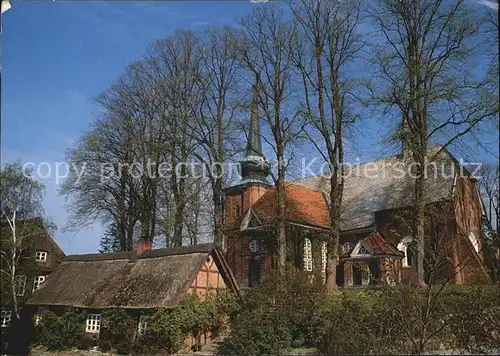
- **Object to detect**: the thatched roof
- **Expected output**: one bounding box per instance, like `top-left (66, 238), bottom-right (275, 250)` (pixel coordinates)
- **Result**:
top-left (27, 243), bottom-right (238, 309)
top-left (293, 147), bottom-right (457, 231)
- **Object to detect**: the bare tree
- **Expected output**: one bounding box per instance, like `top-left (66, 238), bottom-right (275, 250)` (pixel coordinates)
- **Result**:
top-left (290, 0), bottom-right (365, 291)
top-left (193, 25), bottom-right (242, 248)
top-left (478, 164), bottom-right (499, 280)
top-left (370, 0), bottom-right (498, 285)
top-left (237, 4), bottom-right (301, 271)
top-left (148, 30), bottom-right (204, 247)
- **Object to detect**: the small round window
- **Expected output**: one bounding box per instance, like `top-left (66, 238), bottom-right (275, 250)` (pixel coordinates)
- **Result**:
top-left (342, 242), bottom-right (353, 254)
top-left (249, 239), bottom-right (259, 253)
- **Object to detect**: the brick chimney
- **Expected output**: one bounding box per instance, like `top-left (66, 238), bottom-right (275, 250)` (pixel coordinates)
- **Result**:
top-left (136, 239), bottom-right (152, 255)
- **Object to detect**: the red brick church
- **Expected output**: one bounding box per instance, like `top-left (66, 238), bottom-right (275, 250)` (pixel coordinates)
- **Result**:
top-left (223, 95), bottom-right (490, 288)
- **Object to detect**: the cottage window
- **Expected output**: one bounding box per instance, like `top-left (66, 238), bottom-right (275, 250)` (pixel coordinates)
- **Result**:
top-left (86, 314), bottom-right (101, 333)
top-left (468, 232), bottom-right (479, 254)
top-left (16, 275), bottom-right (27, 296)
top-left (321, 241), bottom-right (327, 282)
top-left (1, 309), bottom-right (11, 328)
top-left (33, 275), bottom-right (46, 292)
top-left (397, 236), bottom-right (413, 267)
top-left (303, 238), bottom-right (313, 272)
top-left (138, 316), bottom-right (148, 336)
top-left (35, 251), bottom-right (48, 263)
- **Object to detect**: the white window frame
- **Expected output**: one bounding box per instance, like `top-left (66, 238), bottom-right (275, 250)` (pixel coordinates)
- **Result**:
top-left (33, 275), bottom-right (46, 292)
top-left (86, 313), bottom-right (101, 333)
top-left (1, 309), bottom-right (11, 328)
top-left (35, 250), bottom-right (48, 263)
top-left (138, 315), bottom-right (148, 336)
top-left (397, 236), bottom-right (413, 267)
top-left (16, 275), bottom-right (27, 296)
top-left (303, 238), bottom-right (313, 272)
top-left (321, 241), bottom-right (327, 282)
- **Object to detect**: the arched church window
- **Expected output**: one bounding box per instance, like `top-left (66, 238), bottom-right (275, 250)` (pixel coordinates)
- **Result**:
top-left (468, 232), bottom-right (479, 254)
top-left (397, 236), bottom-right (413, 267)
top-left (249, 259), bottom-right (261, 287)
top-left (303, 238), bottom-right (313, 272)
top-left (321, 241), bottom-right (327, 282)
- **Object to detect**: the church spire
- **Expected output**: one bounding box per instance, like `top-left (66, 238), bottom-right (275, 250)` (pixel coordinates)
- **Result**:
top-left (246, 84), bottom-right (264, 157)
top-left (238, 83), bottom-right (270, 184)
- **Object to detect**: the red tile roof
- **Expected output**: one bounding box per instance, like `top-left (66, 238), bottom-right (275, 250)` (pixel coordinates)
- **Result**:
top-left (232, 183), bottom-right (330, 230)
top-left (361, 232), bottom-right (403, 257)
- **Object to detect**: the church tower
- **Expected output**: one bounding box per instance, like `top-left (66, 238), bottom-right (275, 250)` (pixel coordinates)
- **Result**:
top-left (224, 84), bottom-right (271, 220)
top-left (223, 84), bottom-right (272, 287)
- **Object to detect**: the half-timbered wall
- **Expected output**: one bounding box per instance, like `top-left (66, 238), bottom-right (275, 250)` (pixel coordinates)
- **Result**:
top-left (188, 254), bottom-right (227, 298)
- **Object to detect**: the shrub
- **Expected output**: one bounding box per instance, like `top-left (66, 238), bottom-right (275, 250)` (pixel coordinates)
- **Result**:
top-left (98, 309), bottom-right (135, 354)
top-left (443, 285), bottom-right (500, 353)
top-left (36, 307), bottom-right (86, 351)
top-left (220, 308), bottom-right (292, 356)
top-left (138, 293), bottom-right (234, 354)
top-left (320, 289), bottom-right (406, 355)
top-left (220, 268), bottom-right (329, 355)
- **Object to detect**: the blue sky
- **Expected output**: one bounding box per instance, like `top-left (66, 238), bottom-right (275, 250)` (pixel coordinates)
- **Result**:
top-left (2, 1), bottom-right (498, 255)
top-left (1, 1), bottom-right (256, 254)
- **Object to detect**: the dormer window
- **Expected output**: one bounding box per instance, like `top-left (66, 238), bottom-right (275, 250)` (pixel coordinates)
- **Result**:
top-left (35, 251), bottom-right (48, 263)
top-left (33, 276), bottom-right (46, 292)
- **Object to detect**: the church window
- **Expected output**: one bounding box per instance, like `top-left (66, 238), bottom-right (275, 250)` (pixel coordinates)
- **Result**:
top-left (359, 245), bottom-right (368, 255)
top-left (342, 242), bottom-right (353, 254)
top-left (249, 239), bottom-right (259, 253)
top-left (321, 241), bottom-right (327, 282)
top-left (397, 236), bottom-right (413, 267)
top-left (249, 259), bottom-right (261, 287)
top-left (468, 232), bottom-right (479, 254)
top-left (235, 204), bottom-right (241, 217)
top-left (303, 238), bottom-right (312, 272)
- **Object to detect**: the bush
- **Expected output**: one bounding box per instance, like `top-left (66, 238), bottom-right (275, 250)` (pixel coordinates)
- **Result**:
top-left (138, 293), bottom-right (235, 354)
top-left (443, 285), bottom-right (500, 353)
top-left (220, 308), bottom-right (292, 356)
top-left (320, 289), bottom-right (405, 355)
top-left (220, 268), bottom-right (329, 355)
top-left (36, 307), bottom-right (86, 351)
top-left (98, 309), bottom-right (135, 354)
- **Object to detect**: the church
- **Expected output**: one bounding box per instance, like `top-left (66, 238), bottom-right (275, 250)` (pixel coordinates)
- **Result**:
top-left (222, 94), bottom-right (490, 289)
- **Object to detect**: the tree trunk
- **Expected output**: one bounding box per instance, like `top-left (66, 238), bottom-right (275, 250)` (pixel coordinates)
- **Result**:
top-left (414, 156), bottom-right (426, 286)
top-left (276, 161), bottom-right (287, 271)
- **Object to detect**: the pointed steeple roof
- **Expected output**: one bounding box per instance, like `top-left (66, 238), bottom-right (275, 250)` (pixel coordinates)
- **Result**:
top-left (246, 85), bottom-right (264, 158)
top-left (238, 83), bottom-right (270, 185)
